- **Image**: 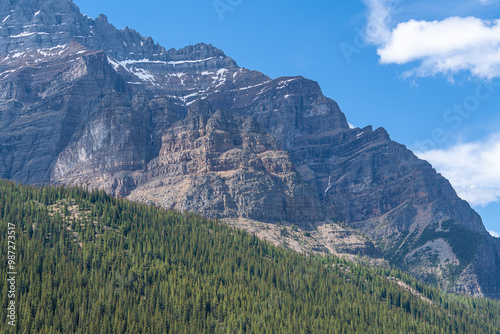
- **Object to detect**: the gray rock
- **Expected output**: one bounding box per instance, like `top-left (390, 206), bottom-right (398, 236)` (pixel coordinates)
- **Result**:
top-left (1, 0), bottom-right (500, 298)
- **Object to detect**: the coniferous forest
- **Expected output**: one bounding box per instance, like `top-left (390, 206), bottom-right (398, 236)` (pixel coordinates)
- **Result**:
top-left (1, 179), bottom-right (500, 333)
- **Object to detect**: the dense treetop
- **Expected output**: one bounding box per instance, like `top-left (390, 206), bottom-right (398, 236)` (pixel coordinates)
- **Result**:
top-left (1, 179), bottom-right (499, 333)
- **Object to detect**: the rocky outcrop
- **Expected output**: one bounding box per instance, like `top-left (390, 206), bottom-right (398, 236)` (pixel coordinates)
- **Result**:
top-left (224, 218), bottom-right (386, 264)
top-left (1, 0), bottom-right (499, 298)
top-left (0, 0), bottom-right (163, 60)
top-left (128, 103), bottom-right (326, 225)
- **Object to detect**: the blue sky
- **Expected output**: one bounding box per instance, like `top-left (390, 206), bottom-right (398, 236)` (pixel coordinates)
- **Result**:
top-left (73, 0), bottom-right (500, 236)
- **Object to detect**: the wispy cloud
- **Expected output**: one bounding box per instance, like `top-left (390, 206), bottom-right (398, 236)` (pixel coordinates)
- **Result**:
top-left (365, 0), bottom-right (500, 79)
top-left (362, 0), bottom-right (397, 44)
top-left (479, 0), bottom-right (499, 5)
top-left (415, 132), bottom-right (500, 207)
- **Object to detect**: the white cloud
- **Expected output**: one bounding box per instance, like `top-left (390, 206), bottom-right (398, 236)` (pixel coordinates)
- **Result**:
top-left (415, 132), bottom-right (500, 206)
top-left (490, 230), bottom-right (500, 237)
top-left (362, 0), bottom-right (396, 45)
top-left (364, 1), bottom-right (500, 79)
top-left (378, 17), bottom-right (500, 79)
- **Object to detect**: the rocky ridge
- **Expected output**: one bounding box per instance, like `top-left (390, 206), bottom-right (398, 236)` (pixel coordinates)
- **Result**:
top-left (1, 0), bottom-right (499, 298)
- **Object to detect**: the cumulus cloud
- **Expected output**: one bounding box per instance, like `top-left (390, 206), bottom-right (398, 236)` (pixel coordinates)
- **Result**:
top-left (490, 230), bottom-right (500, 237)
top-left (415, 132), bottom-right (500, 206)
top-left (378, 17), bottom-right (500, 79)
top-left (365, 0), bottom-right (500, 79)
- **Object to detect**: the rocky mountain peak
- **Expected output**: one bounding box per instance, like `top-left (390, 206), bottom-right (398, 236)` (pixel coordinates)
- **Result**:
top-left (1, 0), bottom-right (500, 299)
top-left (166, 43), bottom-right (230, 62)
top-left (0, 0), bottom-right (89, 54)
top-left (0, 0), bottom-right (235, 66)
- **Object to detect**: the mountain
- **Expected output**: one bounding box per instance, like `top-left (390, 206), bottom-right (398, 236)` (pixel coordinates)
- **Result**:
top-left (1, 0), bottom-right (500, 298)
top-left (2, 179), bottom-right (500, 333)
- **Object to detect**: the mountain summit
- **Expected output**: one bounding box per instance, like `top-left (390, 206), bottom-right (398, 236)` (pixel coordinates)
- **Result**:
top-left (1, 0), bottom-right (499, 298)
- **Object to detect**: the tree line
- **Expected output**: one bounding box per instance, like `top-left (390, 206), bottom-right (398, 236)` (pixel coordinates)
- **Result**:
top-left (1, 179), bottom-right (499, 333)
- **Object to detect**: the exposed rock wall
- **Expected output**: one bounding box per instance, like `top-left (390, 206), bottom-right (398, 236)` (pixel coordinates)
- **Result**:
top-left (1, 0), bottom-right (499, 298)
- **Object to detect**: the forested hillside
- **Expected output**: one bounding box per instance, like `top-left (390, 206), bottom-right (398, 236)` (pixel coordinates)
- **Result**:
top-left (1, 179), bottom-right (500, 333)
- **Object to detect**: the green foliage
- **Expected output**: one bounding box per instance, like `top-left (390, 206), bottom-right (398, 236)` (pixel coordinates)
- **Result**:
top-left (414, 220), bottom-right (485, 279)
top-left (1, 179), bottom-right (500, 333)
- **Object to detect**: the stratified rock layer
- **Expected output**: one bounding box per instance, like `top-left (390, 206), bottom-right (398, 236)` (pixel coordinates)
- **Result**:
top-left (1, 0), bottom-right (499, 298)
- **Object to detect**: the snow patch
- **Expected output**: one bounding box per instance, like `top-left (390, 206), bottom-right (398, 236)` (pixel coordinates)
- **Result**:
top-left (0, 65), bottom-right (29, 79)
top-left (324, 176), bottom-right (332, 195)
top-left (217, 68), bottom-right (228, 75)
top-left (166, 72), bottom-right (187, 86)
top-left (234, 80), bottom-right (272, 91)
top-left (166, 89), bottom-right (211, 106)
top-left (2, 15), bottom-right (10, 23)
top-left (10, 32), bottom-right (36, 38)
top-left (0, 69), bottom-right (15, 77)
top-left (211, 68), bottom-right (228, 87)
top-left (107, 57), bottom-right (123, 71)
top-left (37, 45), bottom-right (67, 57)
top-left (233, 68), bottom-right (243, 78)
top-left (167, 57), bottom-right (216, 65)
top-left (276, 78), bottom-right (298, 89)
top-left (34, 10), bottom-right (41, 17)
top-left (167, 92), bottom-right (201, 105)
top-left (131, 68), bottom-right (156, 84)
top-left (186, 99), bottom-right (199, 106)
top-left (118, 59), bottom-right (168, 66)
top-left (181, 92), bottom-right (200, 102)
top-left (110, 59), bottom-right (161, 85)
top-left (12, 52), bottom-right (25, 58)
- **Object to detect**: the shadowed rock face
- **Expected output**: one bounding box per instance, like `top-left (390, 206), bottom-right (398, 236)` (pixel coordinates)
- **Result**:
top-left (1, 0), bottom-right (500, 298)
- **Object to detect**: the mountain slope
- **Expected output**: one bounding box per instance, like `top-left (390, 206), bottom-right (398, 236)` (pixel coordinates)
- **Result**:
top-left (2, 179), bottom-right (500, 333)
top-left (1, 0), bottom-right (500, 298)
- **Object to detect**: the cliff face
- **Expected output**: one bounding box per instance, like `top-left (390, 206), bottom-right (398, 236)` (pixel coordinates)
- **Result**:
top-left (127, 104), bottom-right (326, 226)
top-left (1, 0), bottom-right (500, 298)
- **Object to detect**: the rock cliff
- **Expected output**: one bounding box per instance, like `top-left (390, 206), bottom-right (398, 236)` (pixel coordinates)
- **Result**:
top-left (1, 0), bottom-right (499, 298)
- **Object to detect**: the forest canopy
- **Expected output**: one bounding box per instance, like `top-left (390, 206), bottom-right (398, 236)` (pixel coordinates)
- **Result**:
top-left (1, 179), bottom-right (500, 333)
